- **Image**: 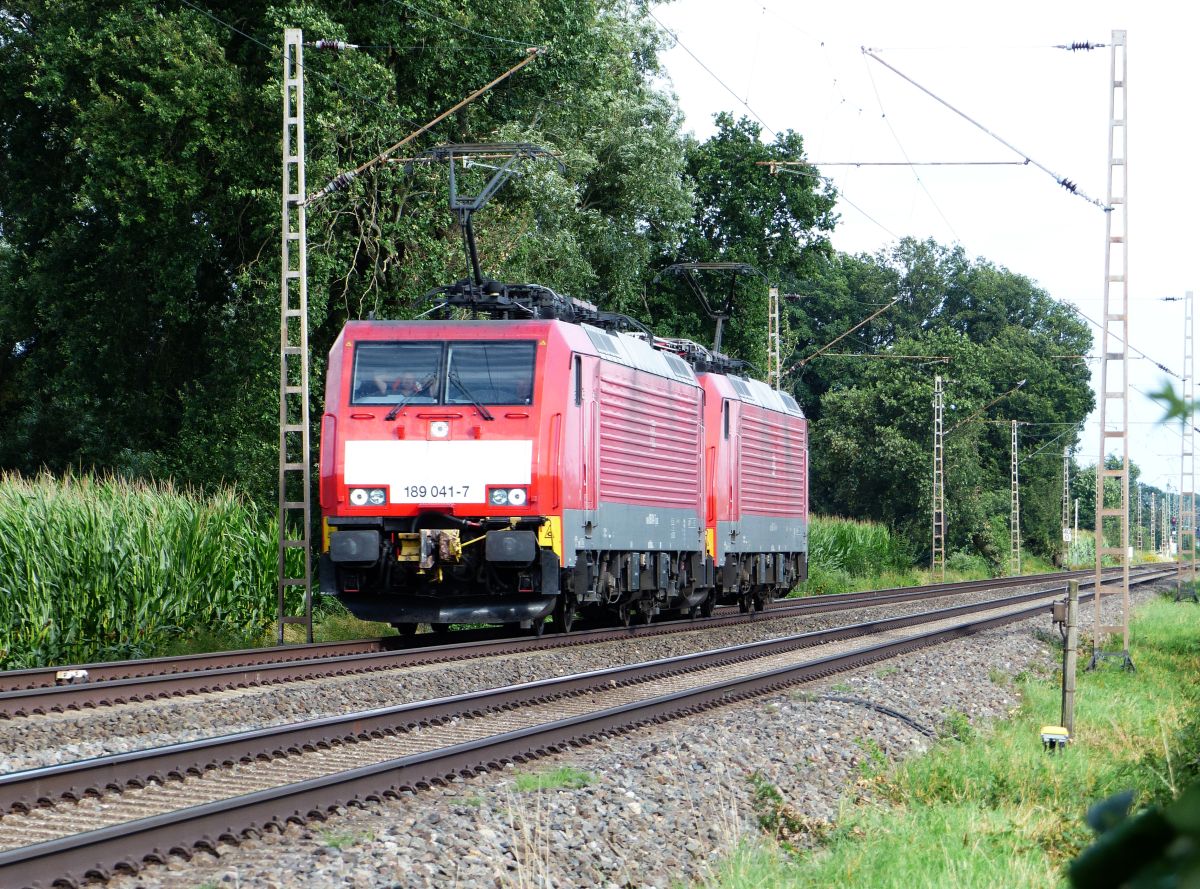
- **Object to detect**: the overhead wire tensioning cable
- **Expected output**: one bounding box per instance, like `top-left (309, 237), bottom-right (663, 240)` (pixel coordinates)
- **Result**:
top-left (305, 48), bottom-right (545, 207)
top-left (1071, 307), bottom-right (1182, 380)
top-left (784, 297), bottom-right (903, 375)
top-left (861, 47), bottom-right (1109, 210)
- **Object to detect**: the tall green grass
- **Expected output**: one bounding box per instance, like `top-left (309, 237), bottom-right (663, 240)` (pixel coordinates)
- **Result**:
top-left (0, 471), bottom-right (281, 669)
top-left (799, 516), bottom-right (917, 595)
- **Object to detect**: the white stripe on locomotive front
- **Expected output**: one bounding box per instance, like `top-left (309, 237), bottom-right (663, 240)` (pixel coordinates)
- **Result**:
top-left (344, 439), bottom-right (533, 504)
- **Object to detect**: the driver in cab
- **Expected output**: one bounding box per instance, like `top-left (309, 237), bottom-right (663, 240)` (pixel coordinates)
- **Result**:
top-left (356, 369), bottom-right (433, 400)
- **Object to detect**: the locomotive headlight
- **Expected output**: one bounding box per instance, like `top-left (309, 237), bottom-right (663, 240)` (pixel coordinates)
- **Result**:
top-left (349, 487), bottom-right (386, 507)
top-left (488, 487), bottom-right (527, 507)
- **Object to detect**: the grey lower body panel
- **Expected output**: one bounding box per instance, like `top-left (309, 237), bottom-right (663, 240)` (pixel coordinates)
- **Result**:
top-left (717, 515), bottom-right (807, 560)
top-left (561, 505), bottom-right (704, 567)
top-left (336, 593), bottom-right (557, 625)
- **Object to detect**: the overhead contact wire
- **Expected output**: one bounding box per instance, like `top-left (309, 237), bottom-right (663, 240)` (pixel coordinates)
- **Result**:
top-left (650, 10), bottom-right (907, 242)
top-left (861, 47), bottom-right (1108, 210)
top-left (178, 0), bottom-right (424, 127)
top-left (770, 166), bottom-right (901, 239)
top-left (384, 0), bottom-right (538, 49)
top-left (646, 9), bottom-right (778, 139)
top-left (864, 58), bottom-right (961, 243)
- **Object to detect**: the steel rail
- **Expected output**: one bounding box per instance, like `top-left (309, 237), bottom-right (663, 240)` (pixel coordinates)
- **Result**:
top-left (0, 567), bottom-right (1131, 719)
top-left (0, 577), bottom-right (1104, 812)
top-left (0, 567), bottom-right (1102, 694)
top-left (0, 639), bottom-right (392, 693)
top-left (0, 569), bottom-right (1174, 887)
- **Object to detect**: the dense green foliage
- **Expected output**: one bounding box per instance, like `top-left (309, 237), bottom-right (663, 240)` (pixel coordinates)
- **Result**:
top-left (0, 1), bottom-right (1096, 572)
top-left (0, 471), bottom-right (278, 668)
top-left (0, 0), bottom-right (710, 497)
top-left (797, 241), bottom-right (1094, 566)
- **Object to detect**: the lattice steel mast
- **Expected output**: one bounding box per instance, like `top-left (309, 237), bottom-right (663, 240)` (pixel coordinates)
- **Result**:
top-left (277, 29), bottom-right (313, 643)
top-left (768, 286), bottom-right (781, 390)
top-left (1010, 420), bottom-right (1021, 575)
top-left (1166, 486), bottom-right (1174, 557)
top-left (1150, 492), bottom-right (1156, 555)
top-left (1091, 30), bottom-right (1130, 669)
top-left (1062, 447), bottom-right (1071, 550)
top-left (932, 374), bottom-right (945, 581)
top-left (1135, 480), bottom-right (1142, 552)
top-left (1181, 290), bottom-right (1199, 601)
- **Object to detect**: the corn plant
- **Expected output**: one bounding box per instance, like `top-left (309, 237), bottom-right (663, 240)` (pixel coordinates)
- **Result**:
top-left (808, 515), bottom-right (913, 577)
top-left (0, 471), bottom-right (282, 669)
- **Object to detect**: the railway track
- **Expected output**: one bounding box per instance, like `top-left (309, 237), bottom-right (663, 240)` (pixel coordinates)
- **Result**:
top-left (0, 567), bottom-right (1126, 719)
top-left (0, 567), bottom-right (1172, 888)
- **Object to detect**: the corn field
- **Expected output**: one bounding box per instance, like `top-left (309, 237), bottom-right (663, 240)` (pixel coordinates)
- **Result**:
top-left (808, 515), bottom-right (912, 577)
top-left (0, 471), bottom-right (282, 669)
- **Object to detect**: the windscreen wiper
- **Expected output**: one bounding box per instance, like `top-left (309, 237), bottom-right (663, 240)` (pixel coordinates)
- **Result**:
top-left (447, 371), bottom-right (495, 420)
top-left (383, 373), bottom-right (437, 422)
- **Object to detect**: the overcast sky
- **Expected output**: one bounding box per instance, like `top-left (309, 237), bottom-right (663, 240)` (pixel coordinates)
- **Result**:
top-left (653, 0), bottom-right (1196, 497)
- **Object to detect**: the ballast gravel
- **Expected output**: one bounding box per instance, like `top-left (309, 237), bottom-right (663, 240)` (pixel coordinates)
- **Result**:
top-left (93, 582), bottom-right (1167, 889)
top-left (1, 585), bottom-right (1062, 773)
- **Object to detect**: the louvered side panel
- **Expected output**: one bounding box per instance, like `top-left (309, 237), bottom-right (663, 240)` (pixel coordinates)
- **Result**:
top-left (739, 409), bottom-right (807, 517)
top-left (597, 371), bottom-right (702, 508)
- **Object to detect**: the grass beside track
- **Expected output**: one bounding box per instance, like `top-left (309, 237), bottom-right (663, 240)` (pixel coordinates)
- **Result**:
top-left (705, 592), bottom-right (1200, 889)
top-left (796, 515), bottom-right (1064, 596)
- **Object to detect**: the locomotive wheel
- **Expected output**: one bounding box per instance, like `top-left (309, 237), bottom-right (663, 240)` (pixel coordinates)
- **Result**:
top-left (618, 604), bottom-right (633, 627)
top-left (552, 595), bottom-right (577, 633)
top-left (700, 596), bottom-right (715, 618)
top-left (529, 618), bottom-right (547, 638)
top-left (391, 622), bottom-right (418, 636)
top-left (753, 594), bottom-right (766, 612)
top-left (431, 622), bottom-right (452, 634)
top-left (738, 596), bottom-right (751, 614)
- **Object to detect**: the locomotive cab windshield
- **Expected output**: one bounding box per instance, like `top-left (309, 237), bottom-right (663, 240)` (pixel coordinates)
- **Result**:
top-left (350, 340), bottom-right (536, 406)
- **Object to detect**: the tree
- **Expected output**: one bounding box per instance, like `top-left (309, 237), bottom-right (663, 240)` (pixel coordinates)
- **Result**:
top-left (0, 0), bottom-right (696, 498)
top-left (805, 241), bottom-right (1094, 565)
top-left (649, 113), bottom-right (837, 368)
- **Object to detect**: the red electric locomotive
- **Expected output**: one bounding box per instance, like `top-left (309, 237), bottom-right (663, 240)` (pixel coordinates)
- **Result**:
top-left (698, 367), bottom-right (808, 612)
top-left (317, 288), bottom-right (808, 633)
top-left (317, 142), bottom-right (806, 632)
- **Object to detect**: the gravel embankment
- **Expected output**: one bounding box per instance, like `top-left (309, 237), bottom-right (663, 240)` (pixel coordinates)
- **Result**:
top-left (0, 586), bottom-right (1056, 773)
top-left (93, 583), bottom-right (1166, 889)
